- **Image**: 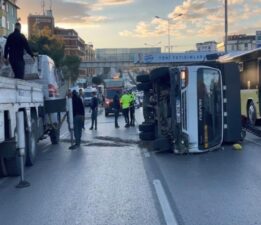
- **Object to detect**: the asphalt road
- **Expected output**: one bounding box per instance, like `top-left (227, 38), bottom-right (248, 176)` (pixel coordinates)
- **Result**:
top-left (1, 108), bottom-right (261, 225)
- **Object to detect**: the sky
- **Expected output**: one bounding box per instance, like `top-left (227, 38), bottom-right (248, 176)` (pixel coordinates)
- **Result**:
top-left (18, 0), bottom-right (261, 52)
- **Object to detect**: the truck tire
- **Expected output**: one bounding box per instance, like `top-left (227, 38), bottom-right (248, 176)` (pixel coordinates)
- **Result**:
top-left (50, 126), bottom-right (60, 145)
top-left (138, 123), bottom-right (155, 132)
top-left (25, 118), bottom-right (37, 166)
top-left (136, 74), bottom-right (150, 83)
top-left (150, 67), bottom-right (169, 81)
top-left (137, 82), bottom-right (152, 91)
top-left (105, 110), bottom-right (109, 117)
top-left (153, 137), bottom-right (171, 151)
top-left (139, 131), bottom-right (155, 141)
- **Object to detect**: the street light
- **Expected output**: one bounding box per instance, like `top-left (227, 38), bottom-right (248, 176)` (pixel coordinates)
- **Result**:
top-left (155, 14), bottom-right (183, 56)
top-left (224, 0), bottom-right (228, 53)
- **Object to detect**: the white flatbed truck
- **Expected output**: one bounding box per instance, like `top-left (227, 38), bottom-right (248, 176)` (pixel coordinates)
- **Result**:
top-left (0, 72), bottom-right (67, 177)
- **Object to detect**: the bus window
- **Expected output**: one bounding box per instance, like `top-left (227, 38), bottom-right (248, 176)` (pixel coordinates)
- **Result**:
top-left (197, 68), bottom-right (222, 150)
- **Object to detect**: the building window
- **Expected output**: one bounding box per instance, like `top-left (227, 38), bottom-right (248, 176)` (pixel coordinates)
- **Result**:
top-left (5, 3), bottom-right (8, 12)
top-left (2, 16), bottom-right (6, 28)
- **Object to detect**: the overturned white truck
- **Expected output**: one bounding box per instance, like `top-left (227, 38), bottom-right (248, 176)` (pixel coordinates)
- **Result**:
top-left (137, 61), bottom-right (243, 154)
top-left (0, 46), bottom-right (67, 176)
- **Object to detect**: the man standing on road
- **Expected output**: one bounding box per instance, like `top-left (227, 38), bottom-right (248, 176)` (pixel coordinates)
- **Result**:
top-left (129, 91), bottom-right (135, 127)
top-left (70, 90), bottom-right (85, 149)
top-left (113, 91), bottom-right (121, 128)
top-left (4, 22), bottom-right (34, 79)
top-left (120, 91), bottom-right (131, 128)
top-left (89, 91), bottom-right (98, 130)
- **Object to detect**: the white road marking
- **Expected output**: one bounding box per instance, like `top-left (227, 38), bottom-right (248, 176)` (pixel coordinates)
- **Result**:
top-left (153, 179), bottom-right (179, 225)
top-left (60, 131), bottom-right (69, 138)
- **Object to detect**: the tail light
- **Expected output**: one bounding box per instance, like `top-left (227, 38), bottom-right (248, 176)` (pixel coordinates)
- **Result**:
top-left (181, 68), bottom-right (189, 88)
top-left (105, 98), bottom-right (111, 105)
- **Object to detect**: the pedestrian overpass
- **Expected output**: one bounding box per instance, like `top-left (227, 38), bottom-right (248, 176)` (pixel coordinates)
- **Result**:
top-left (79, 60), bottom-right (152, 69)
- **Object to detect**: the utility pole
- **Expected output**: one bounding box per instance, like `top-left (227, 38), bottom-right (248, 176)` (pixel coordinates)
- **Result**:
top-left (225, 0), bottom-right (228, 53)
top-left (42, 0), bottom-right (45, 15)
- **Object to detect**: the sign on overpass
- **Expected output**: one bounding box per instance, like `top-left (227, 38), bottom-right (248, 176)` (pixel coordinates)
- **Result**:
top-left (80, 52), bottom-right (224, 69)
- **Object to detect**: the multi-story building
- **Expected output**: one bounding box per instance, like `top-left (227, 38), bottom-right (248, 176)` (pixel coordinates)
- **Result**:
top-left (27, 9), bottom-right (54, 38)
top-left (54, 27), bottom-right (86, 60)
top-left (196, 41), bottom-right (217, 52)
top-left (0, 0), bottom-right (19, 36)
top-left (218, 34), bottom-right (256, 52)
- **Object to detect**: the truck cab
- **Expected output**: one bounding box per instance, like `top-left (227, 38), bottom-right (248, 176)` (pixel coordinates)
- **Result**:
top-left (84, 87), bottom-right (97, 107)
top-left (137, 62), bottom-right (242, 154)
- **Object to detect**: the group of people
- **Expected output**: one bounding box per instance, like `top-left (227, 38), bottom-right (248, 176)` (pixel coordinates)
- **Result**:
top-left (113, 90), bottom-right (136, 128)
top-left (69, 89), bottom-right (98, 149)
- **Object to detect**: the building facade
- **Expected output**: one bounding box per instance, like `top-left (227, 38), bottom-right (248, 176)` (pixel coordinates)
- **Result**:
top-left (218, 34), bottom-right (256, 52)
top-left (196, 41), bottom-right (217, 52)
top-left (28, 10), bottom-right (54, 38)
top-left (54, 27), bottom-right (86, 60)
top-left (0, 0), bottom-right (19, 36)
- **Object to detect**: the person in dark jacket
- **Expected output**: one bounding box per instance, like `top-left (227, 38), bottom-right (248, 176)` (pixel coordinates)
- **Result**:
top-left (113, 91), bottom-right (121, 128)
top-left (4, 22), bottom-right (34, 79)
top-left (89, 91), bottom-right (98, 130)
top-left (70, 90), bottom-right (85, 149)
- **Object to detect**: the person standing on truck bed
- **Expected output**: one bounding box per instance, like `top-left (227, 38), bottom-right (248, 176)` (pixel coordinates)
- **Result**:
top-left (4, 22), bottom-right (34, 79)
top-left (69, 90), bottom-right (85, 150)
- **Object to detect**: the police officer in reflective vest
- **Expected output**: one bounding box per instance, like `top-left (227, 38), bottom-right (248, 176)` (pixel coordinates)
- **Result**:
top-left (120, 91), bottom-right (131, 128)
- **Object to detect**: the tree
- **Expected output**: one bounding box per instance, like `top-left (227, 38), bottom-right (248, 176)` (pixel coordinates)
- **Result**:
top-left (62, 55), bottom-right (81, 83)
top-left (92, 76), bottom-right (103, 85)
top-left (29, 26), bottom-right (65, 67)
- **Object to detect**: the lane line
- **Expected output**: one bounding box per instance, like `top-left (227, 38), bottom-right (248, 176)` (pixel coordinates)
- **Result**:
top-left (60, 131), bottom-right (69, 138)
top-left (153, 179), bottom-right (179, 225)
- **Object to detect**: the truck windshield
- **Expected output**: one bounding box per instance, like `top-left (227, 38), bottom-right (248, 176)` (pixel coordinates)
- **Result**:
top-left (84, 92), bottom-right (92, 98)
top-left (106, 90), bottom-right (121, 99)
top-left (197, 68), bottom-right (222, 150)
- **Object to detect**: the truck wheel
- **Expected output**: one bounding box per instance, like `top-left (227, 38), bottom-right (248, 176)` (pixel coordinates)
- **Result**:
top-left (105, 111), bottom-right (109, 117)
top-left (153, 137), bottom-right (171, 151)
top-left (5, 156), bottom-right (24, 177)
top-left (150, 67), bottom-right (169, 81)
top-left (247, 101), bottom-right (257, 126)
top-left (137, 82), bottom-right (152, 91)
top-left (138, 123), bottom-right (155, 132)
top-left (25, 118), bottom-right (37, 166)
top-left (50, 126), bottom-right (60, 145)
top-left (139, 131), bottom-right (155, 141)
top-left (136, 74), bottom-right (150, 83)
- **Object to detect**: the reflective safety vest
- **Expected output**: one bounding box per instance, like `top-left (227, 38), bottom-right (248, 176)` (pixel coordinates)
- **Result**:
top-left (120, 94), bottom-right (131, 109)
